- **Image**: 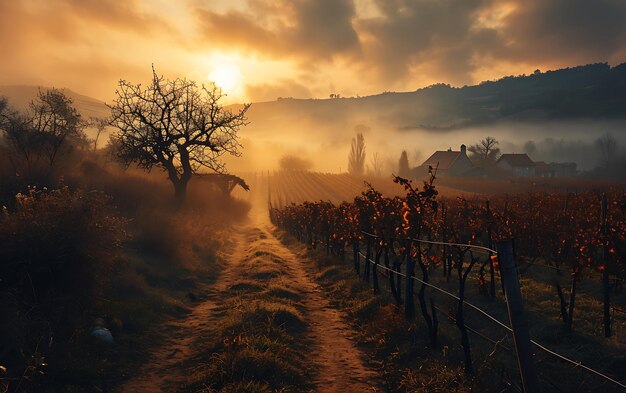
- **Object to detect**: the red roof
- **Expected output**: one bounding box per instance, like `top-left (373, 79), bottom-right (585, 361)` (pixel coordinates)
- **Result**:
top-left (497, 154), bottom-right (534, 167)
top-left (421, 150), bottom-right (461, 170)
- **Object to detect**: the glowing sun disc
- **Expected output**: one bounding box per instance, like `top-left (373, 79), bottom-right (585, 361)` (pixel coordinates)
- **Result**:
top-left (208, 64), bottom-right (242, 95)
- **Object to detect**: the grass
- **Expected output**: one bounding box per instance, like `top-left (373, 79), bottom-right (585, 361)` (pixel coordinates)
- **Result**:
top-left (0, 156), bottom-right (250, 391)
top-left (182, 243), bottom-right (312, 393)
top-left (277, 229), bottom-right (626, 392)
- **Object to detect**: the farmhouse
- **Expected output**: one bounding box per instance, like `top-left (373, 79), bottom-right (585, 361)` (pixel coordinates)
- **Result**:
top-left (533, 161), bottom-right (557, 178)
top-left (414, 144), bottom-right (481, 177)
top-left (496, 153), bottom-right (536, 177)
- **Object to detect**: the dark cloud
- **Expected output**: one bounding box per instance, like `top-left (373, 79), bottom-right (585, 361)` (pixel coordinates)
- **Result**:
top-left (195, 0), bottom-right (626, 88)
top-left (499, 0), bottom-right (626, 65)
top-left (195, 0), bottom-right (360, 60)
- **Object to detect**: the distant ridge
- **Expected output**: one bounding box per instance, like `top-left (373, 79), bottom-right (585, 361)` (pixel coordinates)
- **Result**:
top-left (242, 62), bottom-right (626, 132)
top-left (0, 85), bottom-right (109, 119)
top-left (3, 62), bottom-right (625, 132)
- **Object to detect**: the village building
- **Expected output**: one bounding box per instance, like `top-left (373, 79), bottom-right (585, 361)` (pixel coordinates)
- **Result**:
top-left (533, 161), bottom-right (557, 178)
top-left (496, 153), bottom-right (536, 177)
top-left (413, 144), bottom-right (481, 177)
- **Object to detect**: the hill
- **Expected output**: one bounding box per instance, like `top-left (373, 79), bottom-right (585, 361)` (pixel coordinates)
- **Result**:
top-left (243, 62), bottom-right (626, 133)
top-left (0, 85), bottom-right (109, 119)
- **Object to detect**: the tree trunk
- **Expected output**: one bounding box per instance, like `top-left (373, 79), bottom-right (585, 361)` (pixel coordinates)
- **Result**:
top-left (603, 269), bottom-right (611, 337)
top-left (373, 245), bottom-right (381, 293)
top-left (395, 257), bottom-right (403, 305)
top-left (385, 247), bottom-right (400, 305)
top-left (173, 177), bottom-right (189, 209)
top-left (556, 282), bottom-right (569, 328)
top-left (417, 250), bottom-right (438, 347)
top-left (566, 275), bottom-right (577, 332)
top-left (364, 239), bottom-right (371, 283)
top-left (353, 241), bottom-right (360, 276)
top-left (404, 246), bottom-right (415, 320)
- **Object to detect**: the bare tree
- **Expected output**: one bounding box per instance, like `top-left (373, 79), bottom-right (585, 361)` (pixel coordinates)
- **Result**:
top-left (468, 136), bottom-right (500, 165)
top-left (89, 117), bottom-right (109, 152)
top-left (348, 132), bottom-right (365, 176)
top-left (108, 67), bottom-right (250, 206)
top-left (523, 140), bottom-right (537, 156)
top-left (595, 132), bottom-right (618, 165)
top-left (0, 89), bottom-right (86, 174)
top-left (368, 152), bottom-right (383, 177)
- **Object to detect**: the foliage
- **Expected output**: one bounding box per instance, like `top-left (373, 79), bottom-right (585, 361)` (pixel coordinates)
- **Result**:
top-left (348, 132), bottom-right (366, 177)
top-left (398, 150), bottom-right (410, 178)
top-left (271, 185), bottom-right (626, 334)
top-left (278, 154), bottom-right (313, 171)
top-left (0, 89), bottom-right (88, 175)
top-left (0, 186), bottom-right (126, 389)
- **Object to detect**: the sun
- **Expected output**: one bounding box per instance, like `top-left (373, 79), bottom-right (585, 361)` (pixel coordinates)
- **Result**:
top-left (208, 63), bottom-right (243, 96)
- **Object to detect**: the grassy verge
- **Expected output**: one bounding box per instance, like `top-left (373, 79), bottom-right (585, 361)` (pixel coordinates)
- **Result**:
top-left (0, 160), bottom-right (249, 392)
top-left (182, 240), bottom-right (312, 393)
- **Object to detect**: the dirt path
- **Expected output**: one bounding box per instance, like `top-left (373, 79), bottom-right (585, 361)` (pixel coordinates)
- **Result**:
top-left (120, 203), bottom-right (379, 392)
top-left (118, 232), bottom-right (248, 392)
top-left (254, 222), bottom-right (380, 392)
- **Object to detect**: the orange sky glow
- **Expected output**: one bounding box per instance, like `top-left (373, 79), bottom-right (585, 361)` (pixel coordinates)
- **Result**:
top-left (1, 0), bottom-right (625, 104)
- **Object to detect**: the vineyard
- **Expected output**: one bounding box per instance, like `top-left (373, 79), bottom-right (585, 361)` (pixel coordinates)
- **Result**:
top-left (268, 170), bottom-right (626, 391)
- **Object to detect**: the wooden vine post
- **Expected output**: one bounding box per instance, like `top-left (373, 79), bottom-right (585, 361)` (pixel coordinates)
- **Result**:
top-left (600, 193), bottom-right (611, 337)
top-left (497, 239), bottom-right (540, 393)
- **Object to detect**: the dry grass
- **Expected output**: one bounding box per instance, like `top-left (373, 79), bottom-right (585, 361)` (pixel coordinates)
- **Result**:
top-left (287, 236), bottom-right (626, 392)
top-left (183, 244), bottom-right (312, 393)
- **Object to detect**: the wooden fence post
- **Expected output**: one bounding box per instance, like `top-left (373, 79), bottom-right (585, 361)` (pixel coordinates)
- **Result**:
top-left (404, 241), bottom-right (415, 320)
top-left (601, 193), bottom-right (611, 338)
top-left (497, 239), bottom-right (540, 393)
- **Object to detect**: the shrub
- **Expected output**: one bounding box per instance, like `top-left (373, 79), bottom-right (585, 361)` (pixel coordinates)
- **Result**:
top-left (0, 186), bottom-right (126, 380)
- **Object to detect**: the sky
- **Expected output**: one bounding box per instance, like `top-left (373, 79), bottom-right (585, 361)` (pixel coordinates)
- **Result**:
top-left (1, 0), bottom-right (625, 104)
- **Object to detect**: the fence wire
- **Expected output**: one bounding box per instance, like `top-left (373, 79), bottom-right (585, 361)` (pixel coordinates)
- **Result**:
top-left (357, 246), bottom-right (626, 391)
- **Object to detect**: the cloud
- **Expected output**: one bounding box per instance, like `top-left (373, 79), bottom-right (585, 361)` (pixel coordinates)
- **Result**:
top-left (195, 0), bottom-right (360, 60)
top-left (195, 0), bottom-right (626, 91)
top-left (498, 0), bottom-right (626, 65)
top-left (1, 0), bottom-right (625, 102)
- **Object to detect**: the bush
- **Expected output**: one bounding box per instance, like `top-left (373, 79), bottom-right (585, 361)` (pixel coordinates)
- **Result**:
top-left (0, 186), bottom-right (126, 380)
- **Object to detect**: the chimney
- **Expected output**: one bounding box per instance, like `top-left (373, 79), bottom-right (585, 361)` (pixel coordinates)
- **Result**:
top-left (461, 144), bottom-right (467, 156)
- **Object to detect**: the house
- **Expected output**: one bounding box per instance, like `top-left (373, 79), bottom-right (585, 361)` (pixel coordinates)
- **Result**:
top-left (550, 162), bottom-right (577, 177)
top-left (533, 161), bottom-right (556, 178)
top-left (413, 144), bottom-right (480, 177)
top-left (496, 154), bottom-right (536, 177)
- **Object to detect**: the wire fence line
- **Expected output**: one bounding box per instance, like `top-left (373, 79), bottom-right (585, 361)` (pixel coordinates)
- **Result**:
top-left (357, 248), bottom-right (626, 390)
top-left (360, 231), bottom-right (498, 256)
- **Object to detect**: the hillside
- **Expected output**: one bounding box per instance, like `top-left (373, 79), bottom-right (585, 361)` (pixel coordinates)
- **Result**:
top-left (0, 85), bottom-right (109, 119)
top-left (243, 62), bottom-right (626, 133)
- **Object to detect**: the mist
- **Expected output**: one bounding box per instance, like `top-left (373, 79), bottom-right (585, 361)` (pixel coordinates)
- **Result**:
top-left (225, 115), bottom-right (626, 174)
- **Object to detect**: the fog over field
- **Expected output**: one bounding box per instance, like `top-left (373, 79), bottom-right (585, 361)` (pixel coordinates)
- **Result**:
top-left (228, 117), bottom-right (626, 173)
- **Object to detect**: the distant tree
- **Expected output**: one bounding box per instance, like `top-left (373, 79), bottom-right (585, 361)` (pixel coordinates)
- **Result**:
top-left (398, 150), bottom-right (410, 177)
top-left (109, 67), bottom-right (250, 206)
top-left (595, 132), bottom-right (618, 165)
top-left (468, 136), bottom-right (500, 166)
top-left (279, 155), bottom-right (313, 171)
top-left (89, 117), bottom-right (109, 152)
top-left (0, 89), bottom-right (87, 174)
top-left (523, 140), bottom-right (537, 156)
top-left (369, 152), bottom-right (382, 177)
top-left (348, 132), bottom-right (365, 176)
